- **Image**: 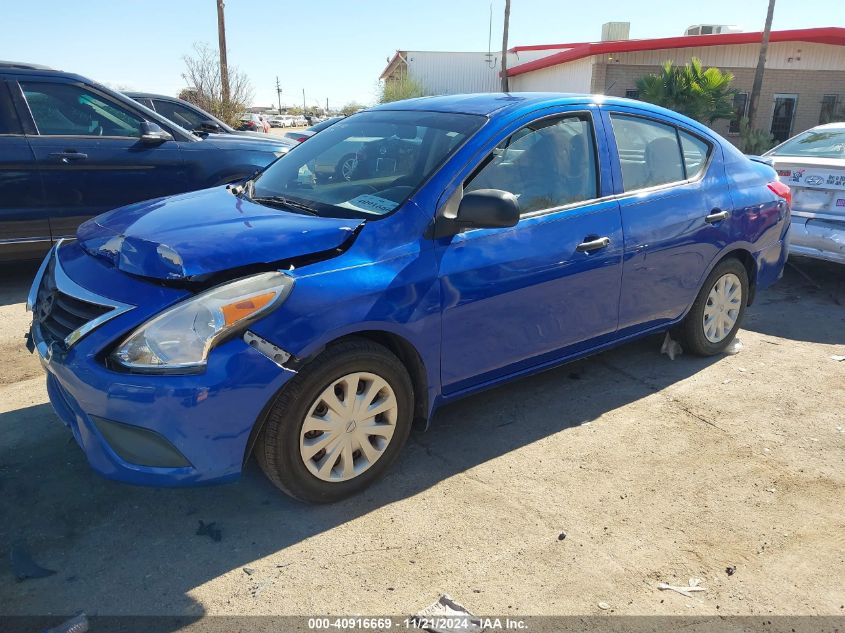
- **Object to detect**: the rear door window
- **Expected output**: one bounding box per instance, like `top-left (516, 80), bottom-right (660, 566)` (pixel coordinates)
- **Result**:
top-left (20, 81), bottom-right (143, 137)
top-left (610, 115), bottom-right (684, 191)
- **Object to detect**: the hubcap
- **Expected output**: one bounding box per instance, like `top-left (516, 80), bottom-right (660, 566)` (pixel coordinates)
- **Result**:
top-left (341, 157), bottom-right (357, 181)
top-left (299, 372), bottom-right (398, 482)
top-left (703, 272), bottom-right (742, 343)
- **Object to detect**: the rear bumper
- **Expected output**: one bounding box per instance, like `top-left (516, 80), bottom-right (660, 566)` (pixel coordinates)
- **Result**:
top-left (752, 236), bottom-right (789, 294)
top-left (788, 216), bottom-right (845, 265)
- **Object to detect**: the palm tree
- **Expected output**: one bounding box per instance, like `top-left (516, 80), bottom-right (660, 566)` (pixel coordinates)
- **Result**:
top-left (636, 58), bottom-right (736, 124)
top-left (747, 0), bottom-right (777, 128)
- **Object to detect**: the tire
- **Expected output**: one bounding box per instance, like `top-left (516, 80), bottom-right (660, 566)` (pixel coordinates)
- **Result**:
top-left (255, 338), bottom-right (414, 503)
top-left (677, 258), bottom-right (749, 356)
top-left (335, 153), bottom-right (358, 181)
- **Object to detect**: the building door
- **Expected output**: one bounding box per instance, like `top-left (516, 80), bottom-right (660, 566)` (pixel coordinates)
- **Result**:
top-left (770, 94), bottom-right (798, 144)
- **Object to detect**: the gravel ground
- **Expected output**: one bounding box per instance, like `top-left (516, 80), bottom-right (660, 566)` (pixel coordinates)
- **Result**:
top-left (1, 257), bottom-right (843, 618)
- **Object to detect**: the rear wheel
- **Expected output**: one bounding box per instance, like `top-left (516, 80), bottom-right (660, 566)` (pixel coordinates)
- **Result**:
top-left (255, 338), bottom-right (413, 503)
top-left (677, 258), bottom-right (748, 356)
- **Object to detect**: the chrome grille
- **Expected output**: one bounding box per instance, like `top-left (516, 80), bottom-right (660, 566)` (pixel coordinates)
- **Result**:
top-left (29, 241), bottom-right (134, 350)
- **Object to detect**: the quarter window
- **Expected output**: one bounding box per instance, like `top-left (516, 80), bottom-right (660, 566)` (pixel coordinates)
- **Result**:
top-left (679, 131), bottom-right (711, 179)
top-left (610, 115), bottom-right (684, 191)
top-left (21, 82), bottom-right (143, 137)
top-left (464, 114), bottom-right (598, 214)
top-left (0, 82), bottom-right (22, 134)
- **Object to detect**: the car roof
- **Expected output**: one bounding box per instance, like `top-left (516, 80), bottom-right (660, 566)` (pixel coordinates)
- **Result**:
top-left (368, 92), bottom-right (639, 116)
top-left (0, 61), bottom-right (55, 71)
top-left (125, 92), bottom-right (174, 100)
top-left (368, 92), bottom-right (718, 138)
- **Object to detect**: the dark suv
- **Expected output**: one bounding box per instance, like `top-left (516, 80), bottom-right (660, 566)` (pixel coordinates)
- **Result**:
top-left (0, 62), bottom-right (292, 261)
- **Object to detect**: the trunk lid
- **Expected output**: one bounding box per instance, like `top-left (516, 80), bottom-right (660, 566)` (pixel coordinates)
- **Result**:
top-left (769, 156), bottom-right (845, 219)
top-left (77, 186), bottom-right (363, 281)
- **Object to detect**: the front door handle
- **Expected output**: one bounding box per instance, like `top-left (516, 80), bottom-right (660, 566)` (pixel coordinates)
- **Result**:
top-left (49, 151), bottom-right (88, 163)
top-left (576, 236), bottom-right (611, 253)
top-left (705, 209), bottom-right (729, 224)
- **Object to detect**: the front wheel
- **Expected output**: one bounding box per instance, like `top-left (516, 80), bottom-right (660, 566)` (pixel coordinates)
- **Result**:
top-left (677, 258), bottom-right (748, 356)
top-left (255, 338), bottom-right (414, 503)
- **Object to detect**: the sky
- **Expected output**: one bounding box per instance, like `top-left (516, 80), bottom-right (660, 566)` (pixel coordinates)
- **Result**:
top-left (2, 0), bottom-right (843, 109)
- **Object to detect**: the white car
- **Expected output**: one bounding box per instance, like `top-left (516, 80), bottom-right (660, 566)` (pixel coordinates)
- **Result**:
top-left (765, 122), bottom-right (845, 264)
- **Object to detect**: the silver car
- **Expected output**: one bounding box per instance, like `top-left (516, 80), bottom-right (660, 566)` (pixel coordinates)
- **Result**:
top-left (765, 123), bottom-right (845, 264)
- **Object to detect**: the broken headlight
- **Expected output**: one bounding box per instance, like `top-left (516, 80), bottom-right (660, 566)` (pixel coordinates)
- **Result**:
top-left (111, 272), bottom-right (293, 372)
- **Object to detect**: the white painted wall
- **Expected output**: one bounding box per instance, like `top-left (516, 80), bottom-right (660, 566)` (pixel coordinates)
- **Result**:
top-left (609, 42), bottom-right (845, 71)
top-left (509, 57), bottom-right (594, 93)
top-left (405, 51), bottom-right (500, 94)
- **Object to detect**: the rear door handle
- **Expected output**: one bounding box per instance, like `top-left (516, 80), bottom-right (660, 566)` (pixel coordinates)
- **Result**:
top-left (576, 236), bottom-right (611, 253)
top-left (705, 209), bottom-right (729, 224)
top-left (49, 151), bottom-right (88, 163)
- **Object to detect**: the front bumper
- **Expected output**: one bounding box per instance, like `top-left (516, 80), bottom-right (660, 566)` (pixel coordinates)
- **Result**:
top-left (788, 216), bottom-right (845, 265)
top-left (29, 243), bottom-right (295, 487)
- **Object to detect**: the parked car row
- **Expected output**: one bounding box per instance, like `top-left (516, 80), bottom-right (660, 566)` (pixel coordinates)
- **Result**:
top-left (24, 92), bottom-right (790, 503)
top-left (270, 114), bottom-right (309, 128)
top-left (0, 62), bottom-right (293, 261)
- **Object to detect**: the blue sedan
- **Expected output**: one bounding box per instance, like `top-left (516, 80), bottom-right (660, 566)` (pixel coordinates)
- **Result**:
top-left (27, 93), bottom-right (790, 502)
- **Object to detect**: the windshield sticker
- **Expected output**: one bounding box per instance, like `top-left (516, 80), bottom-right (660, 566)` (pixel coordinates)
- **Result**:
top-left (339, 194), bottom-right (397, 215)
top-left (837, 199), bottom-right (845, 207)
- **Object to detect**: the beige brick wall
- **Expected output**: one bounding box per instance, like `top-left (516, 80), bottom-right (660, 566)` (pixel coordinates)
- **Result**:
top-left (597, 62), bottom-right (845, 145)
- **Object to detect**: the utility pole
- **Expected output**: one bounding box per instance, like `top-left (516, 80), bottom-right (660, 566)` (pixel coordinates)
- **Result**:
top-left (275, 76), bottom-right (283, 113)
top-left (216, 0), bottom-right (230, 103)
top-left (747, 0), bottom-right (776, 128)
top-left (500, 0), bottom-right (511, 92)
top-left (326, 97), bottom-right (329, 114)
top-left (302, 88), bottom-right (306, 115)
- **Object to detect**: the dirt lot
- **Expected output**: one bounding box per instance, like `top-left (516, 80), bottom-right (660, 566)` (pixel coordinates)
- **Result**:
top-left (1, 257), bottom-right (843, 618)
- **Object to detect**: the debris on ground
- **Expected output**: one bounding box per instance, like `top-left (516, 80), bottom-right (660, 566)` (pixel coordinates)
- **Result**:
top-left (660, 332), bottom-right (683, 360)
top-left (411, 594), bottom-right (483, 633)
top-left (44, 612), bottom-right (89, 633)
top-left (597, 601), bottom-right (611, 610)
top-left (830, 355), bottom-right (845, 362)
top-left (10, 542), bottom-right (56, 581)
top-left (724, 338), bottom-right (743, 355)
top-left (243, 567), bottom-right (255, 575)
top-left (557, 532), bottom-right (567, 541)
top-left (195, 520), bottom-right (222, 542)
top-left (726, 565), bottom-right (737, 576)
top-left (657, 578), bottom-right (707, 598)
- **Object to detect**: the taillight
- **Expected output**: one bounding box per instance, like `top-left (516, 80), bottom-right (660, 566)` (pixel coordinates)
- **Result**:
top-left (295, 135), bottom-right (307, 143)
top-left (768, 181), bottom-right (792, 208)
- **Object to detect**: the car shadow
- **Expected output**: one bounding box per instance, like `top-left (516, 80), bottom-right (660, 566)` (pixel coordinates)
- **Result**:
top-left (742, 256), bottom-right (845, 346)
top-left (0, 258), bottom-right (840, 624)
top-left (0, 262), bottom-right (38, 308)
top-left (0, 331), bottom-right (721, 624)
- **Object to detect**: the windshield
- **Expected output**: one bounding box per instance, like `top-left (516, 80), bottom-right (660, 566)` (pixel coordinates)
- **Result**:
top-left (249, 110), bottom-right (485, 218)
top-left (771, 128), bottom-right (845, 159)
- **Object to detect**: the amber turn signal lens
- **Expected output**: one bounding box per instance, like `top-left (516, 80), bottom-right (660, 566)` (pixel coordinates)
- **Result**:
top-left (221, 291), bottom-right (277, 326)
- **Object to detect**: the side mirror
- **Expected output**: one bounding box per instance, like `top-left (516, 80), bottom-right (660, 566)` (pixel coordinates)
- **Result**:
top-left (433, 189), bottom-right (520, 238)
top-left (140, 121), bottom-right (173, 145)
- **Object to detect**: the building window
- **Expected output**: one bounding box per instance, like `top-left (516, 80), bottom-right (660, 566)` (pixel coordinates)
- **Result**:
top-left (729, 92), bottom-right (748, 134)
top-left (820, 94), bottom-right (839, 124)
top-left (625, 89), bottom-right (640, 100)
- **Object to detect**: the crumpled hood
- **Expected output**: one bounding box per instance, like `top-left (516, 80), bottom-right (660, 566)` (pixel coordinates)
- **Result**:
top-left (77, 186), bottom-right (363, 281)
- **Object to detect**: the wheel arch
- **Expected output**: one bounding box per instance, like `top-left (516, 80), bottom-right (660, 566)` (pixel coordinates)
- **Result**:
top-left (716, 248), bottom-right (758, 306)
top-left (242, 329), bottom-right (431, 467)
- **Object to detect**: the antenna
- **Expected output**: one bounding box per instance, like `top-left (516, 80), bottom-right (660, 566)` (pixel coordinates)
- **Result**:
top-left (485, 1), bottom-right (498, 68)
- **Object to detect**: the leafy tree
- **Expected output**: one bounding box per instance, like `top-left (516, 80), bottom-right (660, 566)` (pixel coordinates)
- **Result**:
top-left (340, 102), bottom-right (366, 116)
top-left (181, 42), bottom-right (253, 127)
top-left (379, 77), bottom-right (426, 104)
top-left (636, 58), bottom-right (736, 124)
